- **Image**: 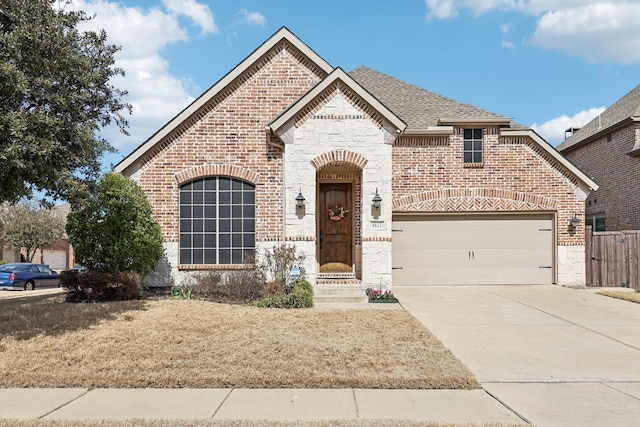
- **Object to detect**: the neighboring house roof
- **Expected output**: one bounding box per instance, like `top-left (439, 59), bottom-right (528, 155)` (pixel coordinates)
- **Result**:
top-left (267, 67), bottom-right (407, 135)
top-left (557, 84), bottom-right (640, 153)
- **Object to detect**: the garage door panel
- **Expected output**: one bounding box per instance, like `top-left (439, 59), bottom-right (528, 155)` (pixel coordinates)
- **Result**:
top-left (395, 248), bottom-right (469, 268)
top-left (392, 214), bottom-right (553, 286)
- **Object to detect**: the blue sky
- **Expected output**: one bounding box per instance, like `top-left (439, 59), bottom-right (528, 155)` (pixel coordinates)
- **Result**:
top-left (68, 0), bottom-right (640, 170)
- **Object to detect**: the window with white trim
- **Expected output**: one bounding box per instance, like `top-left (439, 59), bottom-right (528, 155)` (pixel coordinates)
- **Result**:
top-left (463, 128), bottom-right (483, 164)
top-left (179, 177), bottom-right (255, 265)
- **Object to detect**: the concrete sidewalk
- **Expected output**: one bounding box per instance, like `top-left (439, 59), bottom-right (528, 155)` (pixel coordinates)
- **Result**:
top-left (0, 387), bottom-right (525, 424)
top-left (395, 285), bottom-right (640, 427)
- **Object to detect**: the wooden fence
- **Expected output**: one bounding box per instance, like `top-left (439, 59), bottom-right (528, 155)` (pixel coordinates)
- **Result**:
top-left (585, 228), bottom-right (640, 290)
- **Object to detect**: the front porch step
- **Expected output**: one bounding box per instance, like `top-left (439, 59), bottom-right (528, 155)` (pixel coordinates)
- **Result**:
top-left (313, 284), bottom-right (368, 304)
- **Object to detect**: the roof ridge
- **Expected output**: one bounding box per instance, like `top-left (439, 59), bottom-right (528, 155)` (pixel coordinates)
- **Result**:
top-left (558, 83), bottom-right (640, 152)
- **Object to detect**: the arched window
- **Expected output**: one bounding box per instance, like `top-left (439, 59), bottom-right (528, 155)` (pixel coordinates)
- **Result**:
top-left (179, 177), bottom-right (255, 265)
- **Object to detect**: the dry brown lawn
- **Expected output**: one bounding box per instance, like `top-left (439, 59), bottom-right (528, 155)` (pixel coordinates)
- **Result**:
top-left (597, 290), bottom-right (640, 304)
top-left (0, 420), bottom-right (523, 427)
top-left (0, 295), bottom-right (478, 389)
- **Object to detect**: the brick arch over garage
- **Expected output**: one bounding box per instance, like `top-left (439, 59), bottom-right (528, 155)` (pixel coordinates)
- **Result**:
top-left (393, 188), bottom-right (558, 212)
top-left (311, 150), bottom-right (368, 170)
top-left (175, 164), bottom-right (260, 185)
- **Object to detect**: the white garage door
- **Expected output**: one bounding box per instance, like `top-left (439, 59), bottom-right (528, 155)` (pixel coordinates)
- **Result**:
top-left (42, 249), bottom-right (67, 272)
top-left (392, 214), bottom-right (554, 285)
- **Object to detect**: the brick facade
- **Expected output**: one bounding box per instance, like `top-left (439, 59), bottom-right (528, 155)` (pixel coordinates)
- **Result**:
top-left (133, 41), bottom-right (326, 251)
top-left (564, 122), bottom-right (640, 231)
top-left (392, 129), bottom-right (587, 247)
top-left (119, 28), bottom-right (594, 287)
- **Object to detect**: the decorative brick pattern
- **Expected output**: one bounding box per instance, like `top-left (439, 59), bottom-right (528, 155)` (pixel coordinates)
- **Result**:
top-left (361, 237), bottom-right (392, 242)
top-left (311, 150), bottom-right (368, 170)
top-left (393, 188), bottom-right (557, 212)
top-left (294, 82), bottom-right (385, 130)
top-left (392, 126), bottom-right (588, 246)
top-left (175, 164), bottom-right (260, 185)
top-left (395, 136), bottom-right (450, 147)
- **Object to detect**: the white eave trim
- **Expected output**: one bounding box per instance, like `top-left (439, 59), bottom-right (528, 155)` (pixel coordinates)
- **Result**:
top-left (402, 126), bottom-right (454, 136)
top-left (501, 129), bottom-right (599, 191)
top-left (438, 117), bottom-right (513, 126)
top-left (268, 68), bottom-right (407, 134)
top-left (115, 27), bottom-right (333, 174)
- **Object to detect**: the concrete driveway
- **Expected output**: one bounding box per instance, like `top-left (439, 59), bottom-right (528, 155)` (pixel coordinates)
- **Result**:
top-left (394, 285), bottom-right (640, 427)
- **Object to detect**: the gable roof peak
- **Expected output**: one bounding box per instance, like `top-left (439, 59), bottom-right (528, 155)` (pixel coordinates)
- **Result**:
top-left (268, 66), bottom-right (406, 135)
top-left (115, 26), bottom-right (333, 174)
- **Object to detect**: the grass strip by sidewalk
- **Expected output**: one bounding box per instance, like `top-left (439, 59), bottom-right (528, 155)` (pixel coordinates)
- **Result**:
top-left (0, 297), bottom-right (478, 389)
top-left (596, 290), bottom-right (640, 304)
top-left (0, 420), bottom-right (524, 427)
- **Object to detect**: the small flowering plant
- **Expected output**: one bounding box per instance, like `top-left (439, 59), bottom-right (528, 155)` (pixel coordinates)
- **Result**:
top-left (327, 205), bottom-right (349, 222)
top-left (365, 288), bottom-right (399, 303)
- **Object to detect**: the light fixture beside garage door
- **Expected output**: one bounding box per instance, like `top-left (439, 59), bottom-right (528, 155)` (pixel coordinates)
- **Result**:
top-left (569, 214), bottom-right (581, 229)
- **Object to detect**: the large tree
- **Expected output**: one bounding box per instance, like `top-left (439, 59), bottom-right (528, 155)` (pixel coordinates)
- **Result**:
top-left (0, 0), bottom-right (130, 204)
top-left (66, 172), bottom-right (163, 274)
top-left (0, 201), bottom-right (66, 262)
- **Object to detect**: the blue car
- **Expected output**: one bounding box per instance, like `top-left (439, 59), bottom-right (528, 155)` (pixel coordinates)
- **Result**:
top-left (0, 263), bottom-right (61, 291)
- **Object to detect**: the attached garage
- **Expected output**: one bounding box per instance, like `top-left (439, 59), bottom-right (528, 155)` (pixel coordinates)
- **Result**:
top-left (392, 214), bottom-right (555, 286)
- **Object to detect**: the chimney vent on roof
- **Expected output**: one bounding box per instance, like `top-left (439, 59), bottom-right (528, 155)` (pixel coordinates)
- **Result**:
top-left (564, 127), bottom-right (581, 139)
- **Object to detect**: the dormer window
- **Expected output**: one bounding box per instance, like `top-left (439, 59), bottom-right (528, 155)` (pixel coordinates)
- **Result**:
top-left (463, 128), bottom-right (483, 164)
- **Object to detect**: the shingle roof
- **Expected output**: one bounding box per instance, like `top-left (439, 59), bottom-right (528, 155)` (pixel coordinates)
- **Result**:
top-left (349, 66), bottom-right (526, 131)
top-left (557, 84), bottom-right (640, 153)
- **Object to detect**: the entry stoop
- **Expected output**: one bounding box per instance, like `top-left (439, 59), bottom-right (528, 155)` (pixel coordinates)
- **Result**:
top-left (313, 281), bottom-right (369, 304)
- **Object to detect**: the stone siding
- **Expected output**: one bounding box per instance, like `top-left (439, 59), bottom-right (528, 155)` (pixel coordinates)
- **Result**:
top-left (279, 90), bottom-right (395, 288)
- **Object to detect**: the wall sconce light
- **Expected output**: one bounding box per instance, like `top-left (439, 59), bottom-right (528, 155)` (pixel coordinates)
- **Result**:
top-left (372, 188), bottom-right (382, 210)
top-left (569, 214), bottom-right (581, 228)
top-left (295, 189), bottom-right (305, 208)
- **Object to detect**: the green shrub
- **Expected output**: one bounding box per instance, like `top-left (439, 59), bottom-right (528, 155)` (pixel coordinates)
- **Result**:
top-left (253, 279), bottom-right (313, 309)
top-left (66, 172), bottom-right (163, 275)
top-left (169, 286), bottom-right (194, 300)
top-left (61, 270), bottom-right (144, 302)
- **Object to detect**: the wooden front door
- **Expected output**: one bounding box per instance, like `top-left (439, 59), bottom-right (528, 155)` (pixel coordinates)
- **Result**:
top-left (319, 183), bottom-right (353, 272)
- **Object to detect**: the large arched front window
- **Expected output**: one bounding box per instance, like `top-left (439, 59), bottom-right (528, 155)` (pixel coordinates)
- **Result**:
top-left (179, 177), bottom-right (255, 265)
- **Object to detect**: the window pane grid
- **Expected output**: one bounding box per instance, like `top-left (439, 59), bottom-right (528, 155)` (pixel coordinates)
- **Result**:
top-left (463, 128), bottom-right (483, 164)
top-left (179, 177), bottom-right (255, 265)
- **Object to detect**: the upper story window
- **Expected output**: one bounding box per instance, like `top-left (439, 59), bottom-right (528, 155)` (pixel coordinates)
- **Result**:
top-left (463, 128), bottom-right (483, 164)
top-left (179, 177), bottom-right (255, 266)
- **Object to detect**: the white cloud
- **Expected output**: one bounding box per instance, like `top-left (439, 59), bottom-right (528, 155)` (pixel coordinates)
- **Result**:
top-left (238, 9), bottom-right (266, 27)
top-left (426, 0), bottom-right (512, 19)
top-left (424, 0), bottom-right (640, 63)
top-left (65, 0), bottom-right (217, 158)
top-left (531, 107), bottom-right (606, 145)
top-left (530, 3), bottom-right (640, 64)
top-left (163, 0), bottom-right (218, 35)
top-left (500, 22), bottom-right (512, 35)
